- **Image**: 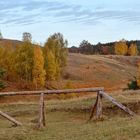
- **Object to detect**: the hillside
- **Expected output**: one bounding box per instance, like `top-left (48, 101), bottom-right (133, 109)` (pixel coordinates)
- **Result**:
top-left (0, 39), bottom-right (22, 48)
top-left (62, 53), bottom-right (138, 91)
top-left (0, 38), bottom-right (139, 92)
top-left (2, 53), bottom-right (139, 92)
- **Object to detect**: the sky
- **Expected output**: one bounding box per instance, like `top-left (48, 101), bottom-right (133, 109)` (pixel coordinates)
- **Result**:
top-left (0, 0), bottom-right (140, 47)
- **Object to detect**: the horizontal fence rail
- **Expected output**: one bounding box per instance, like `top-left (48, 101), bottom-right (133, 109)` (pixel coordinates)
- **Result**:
top-left (0, 87), bottom-right (104, 97)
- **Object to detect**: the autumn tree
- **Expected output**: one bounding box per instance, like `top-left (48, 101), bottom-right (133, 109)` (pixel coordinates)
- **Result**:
top-left (15, 40), bottom-right (33, 82)
top-left (0, 32), bottom-right (68, 89)
top-left (32, 46), bottom-right (46, 89)
top-left (128, 43), bottom-right (138, 56)
top-left (101, 46), bottom-right (109, 55)
top-left (44, 33), bottom-right (68, 80)
top-left (45, 50), bottom-right (57, 81)
top-left (115, 40), bottom-right (128, 55)
top-left (0, 46), bottom-right (15, 80)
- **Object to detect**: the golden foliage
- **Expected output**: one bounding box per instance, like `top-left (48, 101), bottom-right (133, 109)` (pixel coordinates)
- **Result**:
top-left (115, 40), bottom-right (128, 55)
top-left (45, 50), bottom-right (57, 81)
top-left (0, 32), bottom-right (68, 89)
top-left (43, 33), bottom-right (68, 80)
top-left (128, 43), bottom-right (138, 56)
top-left (32, 46), bottom-right (46, 89)
top-left (0, 46), bottom-right (16, 80)
top-left (15, 41), bottom-right (33, 81)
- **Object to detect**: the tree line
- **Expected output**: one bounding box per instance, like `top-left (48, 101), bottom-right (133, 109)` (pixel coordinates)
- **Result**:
top-left (69, 39), bottom-right (140, 56)
top-left (0, 32), bottom-right (68, 89)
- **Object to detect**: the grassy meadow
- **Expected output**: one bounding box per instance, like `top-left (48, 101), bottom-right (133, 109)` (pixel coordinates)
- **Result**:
top-left (0, 91), bottom-right (140, 140)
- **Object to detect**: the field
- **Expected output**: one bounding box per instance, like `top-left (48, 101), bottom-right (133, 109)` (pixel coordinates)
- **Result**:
top-left (60, 53), bottom-right (138, 91)
top-left (0, 90), bottom-right (140, 140)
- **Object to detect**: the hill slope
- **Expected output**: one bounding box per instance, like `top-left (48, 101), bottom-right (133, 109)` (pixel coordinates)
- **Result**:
top-left (62, 53), bottom-right (138, 91)
top-left (0, 39), bottom-right (22, 48)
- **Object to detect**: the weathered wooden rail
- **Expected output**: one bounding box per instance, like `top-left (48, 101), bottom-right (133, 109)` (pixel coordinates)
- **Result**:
top-left (0, 87), bottom-right (104, 96)
top-left (0, 87), bottom-right (136, 128)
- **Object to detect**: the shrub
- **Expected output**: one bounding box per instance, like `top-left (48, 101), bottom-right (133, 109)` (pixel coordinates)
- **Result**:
top-left (127, 80), bottom-right (139, 90)
top-left (0, 68), bottom-right (6, 89)
top-left (0, 82), bottom-right (6, 89)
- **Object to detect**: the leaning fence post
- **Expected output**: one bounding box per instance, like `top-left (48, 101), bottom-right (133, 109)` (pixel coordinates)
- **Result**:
top-left (99, 91), bottom-right (135, 116)
top-left (38, 93), bottom-right (46, 128)
top-left (0, 111), bottom-right (22, 126)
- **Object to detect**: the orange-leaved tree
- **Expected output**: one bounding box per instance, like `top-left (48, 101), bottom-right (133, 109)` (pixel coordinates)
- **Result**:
top-left (115, 40), bottom-right (128, 55)
top-left (32, 46), bottom-right (46, 89)
top-left (0, 45), bottom-right (16, 81)
top-left (128, 43), bottom-right (138, 56)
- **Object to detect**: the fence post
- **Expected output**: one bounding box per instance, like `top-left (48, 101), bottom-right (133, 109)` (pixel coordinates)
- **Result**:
top-left (38, 93), bottom-right (46, 128)
top-left (88, 90), bottom-right (103, 121)
top-left (95, 92), bottom-right (102, 119)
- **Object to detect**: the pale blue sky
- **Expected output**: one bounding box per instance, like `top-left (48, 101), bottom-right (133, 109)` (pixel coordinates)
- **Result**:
top-left (0, 0), bottom-right (140, 46)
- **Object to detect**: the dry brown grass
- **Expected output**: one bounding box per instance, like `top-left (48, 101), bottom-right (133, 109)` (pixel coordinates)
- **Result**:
top-left (62, 53), bottom-right (137, 91)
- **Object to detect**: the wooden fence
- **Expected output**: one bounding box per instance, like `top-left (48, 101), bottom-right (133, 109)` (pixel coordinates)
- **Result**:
top-left (0, 87), bottom-right (135, 128)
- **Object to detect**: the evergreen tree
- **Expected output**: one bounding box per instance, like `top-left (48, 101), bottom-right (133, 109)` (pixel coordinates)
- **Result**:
top-left (0, 31), bottom-right (3, 39)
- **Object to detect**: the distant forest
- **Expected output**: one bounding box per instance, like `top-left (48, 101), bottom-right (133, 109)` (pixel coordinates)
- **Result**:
top-left (69, 39), bottom-right (140, 56)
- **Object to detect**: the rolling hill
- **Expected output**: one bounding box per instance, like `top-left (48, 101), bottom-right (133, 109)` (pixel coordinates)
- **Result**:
top-left (62, 53), bottom-right (138, 91)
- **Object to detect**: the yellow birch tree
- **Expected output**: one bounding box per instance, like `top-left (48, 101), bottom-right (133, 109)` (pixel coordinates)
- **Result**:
top-left (128, 43), bottom-right (138, 56)
top-left (32, 46), bottom-right (46, 89)
top-left (115, 40), bottom-right (128, 55)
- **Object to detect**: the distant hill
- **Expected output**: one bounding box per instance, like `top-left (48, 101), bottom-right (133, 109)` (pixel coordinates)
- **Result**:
top-left (0, 38), bottom-right (39, 48)
top-left (0, 39), bottom-right (22, 48)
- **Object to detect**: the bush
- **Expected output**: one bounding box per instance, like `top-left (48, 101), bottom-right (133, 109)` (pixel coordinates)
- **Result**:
top-left (0, 82), bottom-right (6, 89)
top-left (0, 68), bottom-right (6, 89)
top-left (127, 80), bottom-right (139, 90)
